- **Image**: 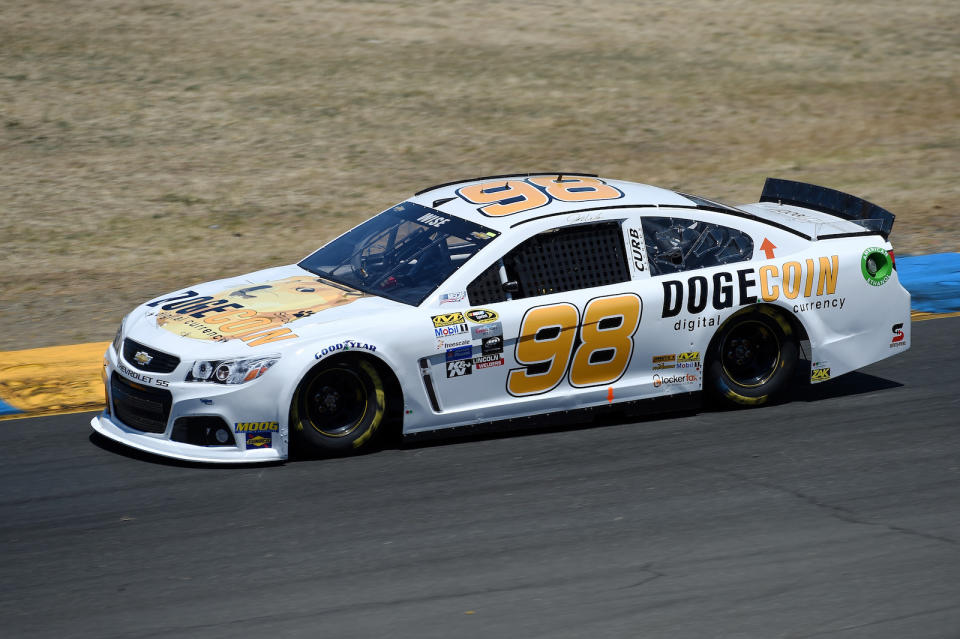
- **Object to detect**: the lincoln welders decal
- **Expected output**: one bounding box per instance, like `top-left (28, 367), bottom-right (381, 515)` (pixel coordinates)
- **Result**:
top-left (147, 277), bottom-right (363, 347)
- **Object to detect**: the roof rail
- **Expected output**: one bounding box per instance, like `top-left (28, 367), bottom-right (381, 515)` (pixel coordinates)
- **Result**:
top-left (414, 172), bottom-right (598, 196)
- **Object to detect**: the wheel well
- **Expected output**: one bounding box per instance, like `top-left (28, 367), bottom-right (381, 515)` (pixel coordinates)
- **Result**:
top-left (706, 304), bottom-right (806, 362)
top-left (293, 353), bottom-right (404, 434)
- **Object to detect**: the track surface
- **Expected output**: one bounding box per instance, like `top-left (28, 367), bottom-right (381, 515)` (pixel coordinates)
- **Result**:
top-left (2, 319), bottom-right (959, 638)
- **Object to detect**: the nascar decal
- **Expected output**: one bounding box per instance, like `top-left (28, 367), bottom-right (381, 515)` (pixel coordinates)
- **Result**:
top-left (148, 277), bottom-right (363, 347)
top-left (662, 255), bottom-right (840, 329)
top-left (466, 309), bottom-right (499, 324)
top-left (457, 177), bottom-right (624, 217)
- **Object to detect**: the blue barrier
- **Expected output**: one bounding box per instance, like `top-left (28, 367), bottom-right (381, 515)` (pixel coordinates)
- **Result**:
top-left (0, 398), bottom-right (21, 416)
top-left (897, 253), bottom-right (960, 314)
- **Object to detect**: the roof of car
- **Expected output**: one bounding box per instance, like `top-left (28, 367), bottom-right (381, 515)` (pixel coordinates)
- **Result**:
top-left (408, 173), bottom-right (866, 239)
top-left (407, 173), bottom-right (700, 233)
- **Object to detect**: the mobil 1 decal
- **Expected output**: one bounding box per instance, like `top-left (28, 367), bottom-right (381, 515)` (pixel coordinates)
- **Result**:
top-left (661, 255), bottom-right (840, 331)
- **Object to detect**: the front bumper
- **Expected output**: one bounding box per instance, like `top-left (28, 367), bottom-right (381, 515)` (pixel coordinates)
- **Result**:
top-left (92, 342), bottom-right (288, 464)
top-left (91, 412), bottom-right (282, 464)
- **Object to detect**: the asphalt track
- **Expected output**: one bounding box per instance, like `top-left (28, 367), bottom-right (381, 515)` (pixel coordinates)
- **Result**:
top-left (1, 318), bottom-right (958, 639)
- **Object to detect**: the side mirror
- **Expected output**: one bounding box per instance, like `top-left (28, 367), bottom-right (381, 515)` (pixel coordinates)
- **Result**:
top-left (502, 280), bottom-right (519, 293)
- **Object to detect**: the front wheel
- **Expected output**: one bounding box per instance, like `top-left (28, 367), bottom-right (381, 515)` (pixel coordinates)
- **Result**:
top-left (706, 308), bottom-right (798, 407)
top-left (291, 359), bottom-right (386, 454)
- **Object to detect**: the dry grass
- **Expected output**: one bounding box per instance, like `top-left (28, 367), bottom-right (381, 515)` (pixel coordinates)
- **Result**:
top-left (1, 0), bottom-right (957, 349)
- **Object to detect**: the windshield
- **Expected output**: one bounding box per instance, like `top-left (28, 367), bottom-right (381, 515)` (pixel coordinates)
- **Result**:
top-left (298, 202), bottom-right (500, 305)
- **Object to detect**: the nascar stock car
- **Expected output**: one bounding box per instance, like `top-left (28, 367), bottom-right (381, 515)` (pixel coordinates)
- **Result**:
top-left (92, 173), bottom-right (910, 463)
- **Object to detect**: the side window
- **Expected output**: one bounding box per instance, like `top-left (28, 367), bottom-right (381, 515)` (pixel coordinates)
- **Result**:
top-left (641, 217), bottom-right (753, 276)
top-left (468, 221), bottom-right (630, 304)
top-left (467, 262), bottom-right (507, 305)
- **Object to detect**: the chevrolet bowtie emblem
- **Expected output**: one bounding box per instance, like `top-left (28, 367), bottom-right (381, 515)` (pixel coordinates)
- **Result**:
top-left (133, 350), bottom-right (153, 366)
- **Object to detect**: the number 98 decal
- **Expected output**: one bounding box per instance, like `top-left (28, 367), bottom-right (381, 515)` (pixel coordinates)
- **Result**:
top-left (507, 293), bottom-right (642, 396)
top-left (457, 177), bottom-right (624, 217)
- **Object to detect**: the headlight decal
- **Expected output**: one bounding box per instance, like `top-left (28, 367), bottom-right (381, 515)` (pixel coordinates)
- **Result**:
top-left (187, 355), bottom-right (280, 384)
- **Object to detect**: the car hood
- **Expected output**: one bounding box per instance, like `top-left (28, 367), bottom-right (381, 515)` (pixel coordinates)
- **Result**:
top-left (123, 264), bottom-right (409, 357)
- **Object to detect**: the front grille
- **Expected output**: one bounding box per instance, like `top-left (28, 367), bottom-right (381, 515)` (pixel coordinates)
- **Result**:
top-left (111, 372), bottom-right (172, 434)
top-left (123, 338), bottom-right (180, 373)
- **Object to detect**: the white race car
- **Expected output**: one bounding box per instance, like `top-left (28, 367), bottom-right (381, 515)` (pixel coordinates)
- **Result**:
top-left (91, 174), bottom-right (910, 463)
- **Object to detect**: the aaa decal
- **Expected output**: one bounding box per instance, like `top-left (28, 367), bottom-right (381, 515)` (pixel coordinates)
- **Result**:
top-left (148, 277), bottom-right (363, 347)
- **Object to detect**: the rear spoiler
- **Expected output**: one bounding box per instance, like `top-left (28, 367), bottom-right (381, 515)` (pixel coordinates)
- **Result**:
top-left (760, 178), bottom-right (895, 240)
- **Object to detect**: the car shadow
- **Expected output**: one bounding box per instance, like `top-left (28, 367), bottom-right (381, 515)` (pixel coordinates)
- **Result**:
top-left (90, 367), bottom-right (904, 464)
top-left (790, 368), bottom-right (903, 402)
top-left (88, 432), bottom-right (283, 469)
top-left (392, 369), bottom-right (904, 452)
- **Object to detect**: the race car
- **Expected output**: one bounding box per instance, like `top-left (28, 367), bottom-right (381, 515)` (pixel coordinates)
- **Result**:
top-left (91, 173), bottom-right (910, 463)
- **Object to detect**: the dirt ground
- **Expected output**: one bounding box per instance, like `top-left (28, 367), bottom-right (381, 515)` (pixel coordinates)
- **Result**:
top-left (2, 0), bottom-right (957, 350)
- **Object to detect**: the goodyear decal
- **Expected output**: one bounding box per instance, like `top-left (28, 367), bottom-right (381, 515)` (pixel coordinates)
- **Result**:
top-left (147, 277), bottom-right (364, 347)
top-left (235, 421), bottom-right (279, 433)
top-left (315, 340), bottom-right (376, 359)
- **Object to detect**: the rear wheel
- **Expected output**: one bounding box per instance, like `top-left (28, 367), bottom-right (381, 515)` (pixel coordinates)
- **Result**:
top-left (707, 308), bottom-right (798, 406)
top-left (291, 358), bottom-right (386, 454)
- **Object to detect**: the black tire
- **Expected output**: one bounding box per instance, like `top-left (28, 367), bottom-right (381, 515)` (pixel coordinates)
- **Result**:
top-left (291, 358), bottom-right (386, 454)
top-left (706, 307), bottom-right (798, 407)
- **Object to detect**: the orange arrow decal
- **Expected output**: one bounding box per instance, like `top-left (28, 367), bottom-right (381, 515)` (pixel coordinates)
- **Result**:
top-left (760, 238), bottom-right (777, 260)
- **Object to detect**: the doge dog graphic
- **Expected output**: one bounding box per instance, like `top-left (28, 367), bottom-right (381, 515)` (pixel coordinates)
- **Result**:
top-left (157, 276), bottom-right (364, 343)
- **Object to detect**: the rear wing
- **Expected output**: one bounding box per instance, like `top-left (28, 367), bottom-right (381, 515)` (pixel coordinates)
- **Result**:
top-left (760, 178), bottom-right (895, 240)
